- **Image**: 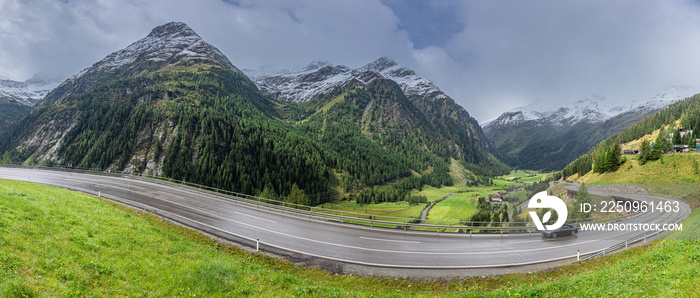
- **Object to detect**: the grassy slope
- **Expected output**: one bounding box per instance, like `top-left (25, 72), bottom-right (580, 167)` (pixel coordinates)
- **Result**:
top-left (2, 179), bottom-right (699, 297)
top-left (574, 154), bottom-right (700, 184)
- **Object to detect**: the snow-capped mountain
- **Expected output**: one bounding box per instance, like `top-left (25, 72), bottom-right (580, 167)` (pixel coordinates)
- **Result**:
top-left (245, 57), bottom-right (497, 157)
top-left (245, 61), bottom-right (352, 102)
top-left (482, 86), bottom-right (698, 171)
top-left (244, 57), bottom-right (442, 102)
top-left (484, 86), bottom-right (698, 129)
top-left (628, 85), bottom-right (697, 112)
top-left (0, 75), bottom-right (63, 106)
top-left (62, 22), bottom-right (236, 89)
top-left (485, 95), bottom-right (615, 128)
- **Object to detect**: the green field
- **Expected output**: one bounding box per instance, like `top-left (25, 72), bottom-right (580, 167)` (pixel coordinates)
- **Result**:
top-left (318, 199), bottom-right (425, 222)
top-left (1, 179), bottom-right (699, 296)
top-left (497, 169), bottom-right (549, 183)
top-left (318, 183), bottom-right (516, 222)
top-left (425, 196), bottom-right (477, 223)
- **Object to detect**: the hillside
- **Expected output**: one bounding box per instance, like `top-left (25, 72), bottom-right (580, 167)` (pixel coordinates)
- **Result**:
top-left (572, 154), bottom-right (700, 184)
top-left (0, 98), bottom-right (31, 135)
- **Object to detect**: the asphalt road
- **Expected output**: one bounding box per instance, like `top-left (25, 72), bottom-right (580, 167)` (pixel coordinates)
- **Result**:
top-left (0, 168), bottom-right (690, 269)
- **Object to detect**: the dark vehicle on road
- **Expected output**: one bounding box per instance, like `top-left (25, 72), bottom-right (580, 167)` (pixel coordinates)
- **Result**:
top-left (542, 224), bottom-right (578, 238)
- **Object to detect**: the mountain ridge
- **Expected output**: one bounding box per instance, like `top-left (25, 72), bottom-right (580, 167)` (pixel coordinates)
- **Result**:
top-left (0, 75), bottom-right (63, 106)
top-left (482, 86), bottom-right (698, 170)
top-left (244, 57), bottom-right (496, 158)
top-left (483, 86), bottom-right (697, 128)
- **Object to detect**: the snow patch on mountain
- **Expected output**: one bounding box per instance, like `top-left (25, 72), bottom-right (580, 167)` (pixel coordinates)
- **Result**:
top-left (0, 74), bottom-right (63, 106)
top-left (244, 57), bottom-right (443, 102)
top-left (245, 60), bottom-right (352, 102)
top-left (483, 86), bottom-right (698, 128)
top-left (65, 22), bottom-right (236, 84)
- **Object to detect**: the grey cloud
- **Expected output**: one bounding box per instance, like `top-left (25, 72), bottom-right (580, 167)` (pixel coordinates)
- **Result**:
top-left (2, 0), bottom-right (700, 123)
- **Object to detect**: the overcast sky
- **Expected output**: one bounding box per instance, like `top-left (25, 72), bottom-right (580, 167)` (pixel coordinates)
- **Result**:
top-left (2, 0), bottom-right (700, 122)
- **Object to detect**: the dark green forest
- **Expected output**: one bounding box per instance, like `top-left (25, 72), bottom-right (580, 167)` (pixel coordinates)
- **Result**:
top-left (0, 99), bottom-right (31, 136)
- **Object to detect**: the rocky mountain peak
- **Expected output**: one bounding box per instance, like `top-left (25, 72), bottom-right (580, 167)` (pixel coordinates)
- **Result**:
top-left (362, 57), bottom-right (398, 72)
top-left (303, 60), bottom-right (334, 72)
top-left (66, 22), bottom-right (236, 84)
top-left (244, 57), bottom-right (442, 102)
top-left (146, 22), bottom-right (198, 39)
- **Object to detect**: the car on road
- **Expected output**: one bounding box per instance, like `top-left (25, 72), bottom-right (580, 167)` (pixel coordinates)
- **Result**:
top-left (542, 224), bottom-right (578, 238)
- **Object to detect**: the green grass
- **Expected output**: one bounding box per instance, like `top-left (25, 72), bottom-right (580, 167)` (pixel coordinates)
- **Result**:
top-left (412, 184), bottom-right (514, 203)
top-left (319, 200), bottom-right (425, 222)
top-left (318, 184), bottom-right (519, 224)
top-left (576, 154), bottom-right (700, 184)
top-left (496, 170), bottom-right (548, 183)
top-left (318, 92), bottom-right (348, 113)
top-left (2, 179), bottom-right (699, 297)
top-left (426, 196), bottom-right (478, 223)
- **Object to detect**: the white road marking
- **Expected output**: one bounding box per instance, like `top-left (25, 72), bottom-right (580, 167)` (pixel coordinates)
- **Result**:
top-left (234, 211), bottom-right (278, 224)
top-left (507, 240), bottom-right (542, 244)
top-left (359, 236), bottom-right (420, 244)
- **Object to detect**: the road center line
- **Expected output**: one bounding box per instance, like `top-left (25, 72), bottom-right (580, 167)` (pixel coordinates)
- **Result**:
top-left (234, 211), bottom-right (278, 224)
top-left (359, 236), bottom-right (420, 244)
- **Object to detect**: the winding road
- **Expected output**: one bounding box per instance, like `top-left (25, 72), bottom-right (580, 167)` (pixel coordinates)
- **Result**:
top-left (0, 167), bottom-right (691, 270)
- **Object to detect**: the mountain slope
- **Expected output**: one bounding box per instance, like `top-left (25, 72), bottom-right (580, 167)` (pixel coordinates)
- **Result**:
top-left (245, 58), bottom-right (500, 166)
top-left (0, 22), bottom-right (334, 202)
top-left (483, 87), bottom-right (697, 170)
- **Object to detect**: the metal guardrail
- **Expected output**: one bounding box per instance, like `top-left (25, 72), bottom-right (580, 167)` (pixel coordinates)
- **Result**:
top-left (0, 163), bottom-right (656, 234)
